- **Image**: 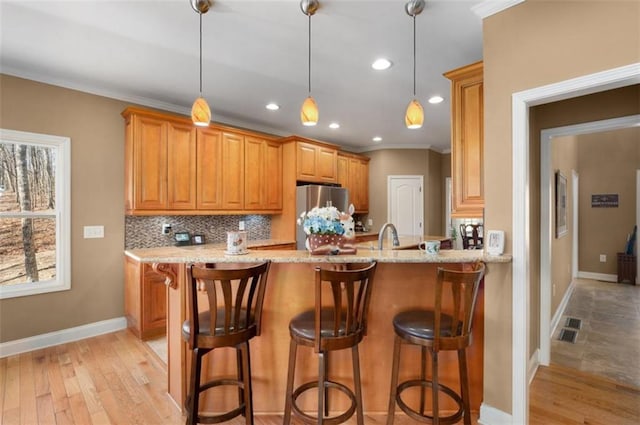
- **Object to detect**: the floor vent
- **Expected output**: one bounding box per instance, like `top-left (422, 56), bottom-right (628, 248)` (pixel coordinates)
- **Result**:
top-left (565, 317), bottom-right (582, 330)
top-left (558, 328), bottom-right (578, 343)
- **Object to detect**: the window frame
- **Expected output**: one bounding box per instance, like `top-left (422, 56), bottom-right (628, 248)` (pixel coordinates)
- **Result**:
top-left (0, 129), bottom-right (71, 299)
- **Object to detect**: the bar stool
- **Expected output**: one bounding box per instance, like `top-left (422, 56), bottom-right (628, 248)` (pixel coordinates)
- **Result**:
top-left (387, 262), bottom-right (485, 425)
top-left (182, 261), bottom-right (271, 425)
top-left (283, 262), bottom-right (378, 425)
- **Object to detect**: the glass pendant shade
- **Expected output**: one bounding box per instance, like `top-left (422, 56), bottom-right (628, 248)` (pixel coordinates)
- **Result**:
top-left (191, 97), bottom-right (211, 127)
top-left (405, 99), bottom-right (424, 129)
top-left (300, 96), bottom-right (319, 126)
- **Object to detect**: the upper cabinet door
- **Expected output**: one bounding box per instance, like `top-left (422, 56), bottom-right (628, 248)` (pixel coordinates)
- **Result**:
top-left (316, 147), bottom-right (337, 183)
top-left (295, 141), bottom-right (337, 183)
top-left (263, 140), bottom-right (283, 210)
top-left (221, 132), bottom-right (245, 210)
top-left (133, 115), bottom-right (167, 210)
top-left (167, 122), bottom-right (196, 210)
top-left (445, 61), bottom-right (484, 218)
top-left (196, 127), bottom-right (223, 210)
top-left (244, 136), bottom-right (265, 210)
top-left (244, 137), bottom-right (283, 211)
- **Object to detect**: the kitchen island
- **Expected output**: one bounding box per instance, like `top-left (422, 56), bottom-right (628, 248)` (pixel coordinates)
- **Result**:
top-left (124, 246), bottom-right (510, 415)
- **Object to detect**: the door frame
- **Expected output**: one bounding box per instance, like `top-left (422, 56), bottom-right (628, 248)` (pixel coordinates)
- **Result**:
top-left (510, 62), bottom-right (640, 425)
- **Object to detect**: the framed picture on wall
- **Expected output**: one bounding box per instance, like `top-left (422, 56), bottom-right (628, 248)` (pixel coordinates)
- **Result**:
top-left (555, 171), bottom-right (568, 238)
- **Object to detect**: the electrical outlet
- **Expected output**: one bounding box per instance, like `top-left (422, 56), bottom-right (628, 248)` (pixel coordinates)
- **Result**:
top-left (552, 283), bottom-right (556, 297)
top-left (367, 218), bottom-right (373, 227)
top-left (239, 220), bottom-right (246, 231)
top-left (599, 254), bottom-right (607, 263)
top-left (162, 223), bottom-right (172, 235)
top-left (83, 225), bottom-right (104, 239)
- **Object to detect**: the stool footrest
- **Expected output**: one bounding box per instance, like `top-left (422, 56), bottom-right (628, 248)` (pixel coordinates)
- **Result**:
top-left (395, 379), bottom-right (464, 425)
top-left (291, 380), bottom-right (357, 425)
top-left (186, 379), bottom-right (247, 424)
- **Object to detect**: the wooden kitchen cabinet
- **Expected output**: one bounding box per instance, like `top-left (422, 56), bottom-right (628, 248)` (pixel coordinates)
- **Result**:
top-left (245, 136), bottom-right (282, 210)
top-left (124, 109), bottom-right (196, 213)
top-left (196, 127), bottom-right (223, 209)
top-left (337, 152), bottom-right (370, 213)
top-left (295, 140), bottom-right (338, 183)
top-left (124, 256), bottom-right (172, 340)
top-left (444, 61), bottom-right (484, 218)
top-left (221, 132), bottom-right (245, 210)
top-left (123, 106), bottom-right (282, 215)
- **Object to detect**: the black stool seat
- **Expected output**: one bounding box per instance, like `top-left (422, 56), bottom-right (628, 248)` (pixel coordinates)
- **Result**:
top-left (284, 263), bottom-right (377, 425)
top-left (387, 263), bottom-right (485, 425)
top-left (393, 310), bottom-right (457, 340)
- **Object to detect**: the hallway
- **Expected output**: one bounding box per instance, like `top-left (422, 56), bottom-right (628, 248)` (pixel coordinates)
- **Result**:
top-left (551, 278), bottom-right (640, 388)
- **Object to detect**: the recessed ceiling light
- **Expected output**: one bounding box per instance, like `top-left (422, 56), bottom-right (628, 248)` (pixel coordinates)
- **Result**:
top-left (265, 103), bottom-right (280, 110)
top-left (329, 122), bottom-right (340, 129)
top-left (428, 96), bottom-right (444, 104)
top-left (371, 58), bottom-right (392, 70)
top-left (372, 136), bottom-right (382, 142)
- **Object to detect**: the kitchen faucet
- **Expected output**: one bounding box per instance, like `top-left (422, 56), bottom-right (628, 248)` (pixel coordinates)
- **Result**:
top-left (378, 222), bottom-right (400, 250)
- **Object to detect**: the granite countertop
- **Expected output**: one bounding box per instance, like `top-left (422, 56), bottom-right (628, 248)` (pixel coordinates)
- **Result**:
top-left (207, 239), bottom-right (296, 249)
top-left (125, 245), bottom-right (510, 264)
top-left (356, 235), bottom-right (451, 250)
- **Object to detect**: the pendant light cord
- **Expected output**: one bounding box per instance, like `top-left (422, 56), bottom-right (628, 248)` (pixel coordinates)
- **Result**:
top-left (412, 13), bottom-right (416, 98)
top-left (199, 11), bottom-right (203, 97)
top-left (308, 13), bottom-right (312, 95)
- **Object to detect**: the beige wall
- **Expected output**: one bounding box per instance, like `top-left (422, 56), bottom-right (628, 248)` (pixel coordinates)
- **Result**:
top-left (0, 75), bottom-right (129, 342)
top-left (550, 136), bottom-right (578, 319)
top-left (484, 0), bottom-right (640, 414)
top-left (363, 149), bottom-right (446, 235)
top-left (578, 128), bottom-right (640, 275)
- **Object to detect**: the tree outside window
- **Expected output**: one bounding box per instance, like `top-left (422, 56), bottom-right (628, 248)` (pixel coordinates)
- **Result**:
top-left (0, 129), bottom-right (70, 299)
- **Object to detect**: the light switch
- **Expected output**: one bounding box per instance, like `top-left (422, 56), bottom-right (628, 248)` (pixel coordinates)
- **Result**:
top-left (84, 225), bottom-right (104, 239)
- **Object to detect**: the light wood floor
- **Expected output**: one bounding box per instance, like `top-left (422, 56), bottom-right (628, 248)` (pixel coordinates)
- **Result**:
top-left (1, 329), bottom-right (638, 424)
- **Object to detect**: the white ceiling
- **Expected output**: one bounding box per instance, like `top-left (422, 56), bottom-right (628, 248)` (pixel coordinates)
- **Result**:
top-left (0, 0), bottom-right (484, 152)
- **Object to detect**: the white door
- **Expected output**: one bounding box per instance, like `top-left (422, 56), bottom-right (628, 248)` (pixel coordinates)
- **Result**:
top-left (388, 175), bottom-right (423, 236)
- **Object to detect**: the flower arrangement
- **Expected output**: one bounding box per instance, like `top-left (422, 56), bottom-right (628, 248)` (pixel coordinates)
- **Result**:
top-left (297, 206), bottom-right (345, 235)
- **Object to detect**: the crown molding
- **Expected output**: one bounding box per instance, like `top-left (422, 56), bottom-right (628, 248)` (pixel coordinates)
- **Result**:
top-left (471, 0), bottom-right (525, 19)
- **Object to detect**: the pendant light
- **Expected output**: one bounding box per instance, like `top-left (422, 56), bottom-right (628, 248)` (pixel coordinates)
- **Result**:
top-left (405, 0), bottom-right (425, 129)
top-left (300, 0), bottom-right (319, 126)
top-left (190, 0), bottom-right (212, 127)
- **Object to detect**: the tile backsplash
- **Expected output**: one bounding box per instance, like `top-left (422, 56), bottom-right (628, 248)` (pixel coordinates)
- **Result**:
top-left (125, 215), bottom-right (271, 249)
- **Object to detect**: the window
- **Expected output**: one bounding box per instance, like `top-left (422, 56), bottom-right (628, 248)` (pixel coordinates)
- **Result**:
top-left (0, 129), bottom-right (70, 299)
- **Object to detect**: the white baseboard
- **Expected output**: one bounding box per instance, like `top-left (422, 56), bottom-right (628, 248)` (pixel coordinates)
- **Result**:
top-left (0, 317), bottom-right (127, 358)
top-left (550, 280), bottom-right (576, 336)
top-left (478, 403), bottom-right (513, 425)
top-left (577, 271), bottom-right (617, 283)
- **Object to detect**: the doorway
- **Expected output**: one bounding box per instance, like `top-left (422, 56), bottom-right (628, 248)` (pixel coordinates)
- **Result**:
top-left (510, 63), bottom-right (640, 424)
top-left (387, 175), bottom-right (423, 235)
top-left (539, 114), bottom-right (640, 366)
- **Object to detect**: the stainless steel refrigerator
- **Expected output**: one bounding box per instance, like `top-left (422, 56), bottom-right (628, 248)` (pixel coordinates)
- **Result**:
top-left (296, 185), bottom-right (349, 249)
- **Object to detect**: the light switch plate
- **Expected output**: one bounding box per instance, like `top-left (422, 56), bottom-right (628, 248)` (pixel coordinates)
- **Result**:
top-left (84, 225), bottom-right (104, 239)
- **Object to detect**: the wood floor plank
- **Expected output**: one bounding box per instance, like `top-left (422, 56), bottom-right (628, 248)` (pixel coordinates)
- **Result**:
top-left (36, 393), bottom-right (57, 425)
top-left (19, 352), bottom-right (38, 425)
top-left (3, 355), bottom-right (20, 413)
top-left (46, 346), bottom-right (71, 413)
top-left (0, 356), bottom-right (7, 416)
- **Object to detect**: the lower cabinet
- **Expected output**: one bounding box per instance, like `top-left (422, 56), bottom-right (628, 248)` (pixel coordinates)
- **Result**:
top-left (124, 256), bottom-right (171, 339)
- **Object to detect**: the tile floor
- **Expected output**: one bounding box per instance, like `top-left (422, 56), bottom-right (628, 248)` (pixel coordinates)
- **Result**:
top-left (551, 278), bottom-right (640, 388)
top-left (146, 335), bottom-right (168, 363)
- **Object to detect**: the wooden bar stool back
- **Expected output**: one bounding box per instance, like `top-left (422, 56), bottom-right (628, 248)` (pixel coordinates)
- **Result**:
top-left (284, 262), bottom-right (378, 425)
top-left (460, 224), bottom-right (483, 250)
top-left (182, 261), bottom-right (271, 425)
top-left (387, 262), bottom-right (485, 425)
